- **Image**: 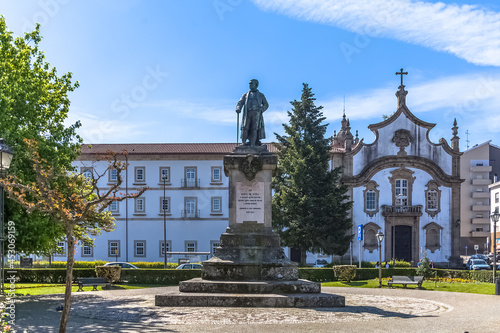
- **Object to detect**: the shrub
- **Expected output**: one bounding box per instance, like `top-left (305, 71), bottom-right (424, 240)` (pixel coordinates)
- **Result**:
top-left (332, 265), bottom-right (356, 282)
top-left (95, 266), bottom-right (121, 283)
top-left (416, 252), bottom-right (433, 279)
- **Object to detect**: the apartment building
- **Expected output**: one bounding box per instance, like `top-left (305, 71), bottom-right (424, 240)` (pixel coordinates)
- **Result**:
top-left (460, 141), bottom-right (500, 254)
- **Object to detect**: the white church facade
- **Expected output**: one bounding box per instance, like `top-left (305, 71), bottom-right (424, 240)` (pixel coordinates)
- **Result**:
top-left (332, 83), bottom-right (462, 266)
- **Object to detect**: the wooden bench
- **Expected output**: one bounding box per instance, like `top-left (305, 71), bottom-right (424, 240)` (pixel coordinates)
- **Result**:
top-left (387, 275), bottom-right (424, 288)
top-left (77, 277), bottom-right (110, 292)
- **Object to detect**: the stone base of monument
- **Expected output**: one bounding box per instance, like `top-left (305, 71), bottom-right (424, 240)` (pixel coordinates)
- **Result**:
top-left (155, 291), bottom-right (345, 308)
top-left (154, 224), bottom-right (345, 308)
top-left (155, 150), bottom-right (345, 308)
top-left (179, 278), bottom-right (320, 294)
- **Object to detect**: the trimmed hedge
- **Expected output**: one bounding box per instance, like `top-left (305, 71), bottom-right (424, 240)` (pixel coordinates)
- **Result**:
top-left (298, 268), bottom-right (336, 282)
top-left (121, 269), bottom-right (201, 284)
top-left (15, 269), bottom-right (96, 283)
top-left (20, 260), bottom-right (179, 269)
top-left (13, 267), bottom-right (499, 284)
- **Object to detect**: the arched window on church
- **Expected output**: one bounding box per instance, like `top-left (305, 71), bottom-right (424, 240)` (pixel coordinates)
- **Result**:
top-left (395, 179), bottom-right (408, 206)
top-left (425, 181), bottom-right (441, 217)
top-left (366, 191), bottom-right (376, 210)
top-left (363, 181), bottom-right (379, 217)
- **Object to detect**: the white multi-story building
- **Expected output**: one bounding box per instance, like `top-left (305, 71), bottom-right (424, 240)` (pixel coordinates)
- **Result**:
top-left (70, 143), bottom-right (236, 263)
top-left (489, 179), bottom-right (500, 255)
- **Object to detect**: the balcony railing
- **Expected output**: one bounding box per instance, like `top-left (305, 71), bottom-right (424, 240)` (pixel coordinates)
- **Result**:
top-left (181, 209), bottom-right (200, 218)
top-left (181, 178), bottom-right (200, 188)
top-left (381, 205), bottom-right (423, 216)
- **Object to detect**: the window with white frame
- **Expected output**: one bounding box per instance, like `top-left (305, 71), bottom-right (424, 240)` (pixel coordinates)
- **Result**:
top-left (363, 181), bottom-right (379, 217)
top-left (496, 192), bottom-right (499, 204)
top-left (425, 180), bottom-right (441, 217)
top-left (108, 240), bottom-right (120, 257)
top-left (82, 242), bottom-right (93, 257)
top-left (210, 240), bottom-right (220, 256)
top-left (56, 241), bottom-right (66, 256)
top-left (134, 240), bottom-right (146, 257)
top-left (159, 240), bottom-right (172, 257)
top-left (81, 167), bottom-right (93, 180)
top-left (109, 168), bottom-right (118, 182)
top-left (160, 167), bottom-right (170, 182)
top-left (135, 197), bottom-right (145, 213)
top-left (109, 200), bottom-right (118, 213)
top-left (184, 198), bottom-right (197, 218)
top-left (395, 179), bottom-right (408, 206)
top-left (185, 241), bottom-right (197, 252)
top-left (211, 166), bottom-right (222, 182)
top-left (366, 191), bottom-right (376, 210)
top-left (160, 197), bottom-right (170, 213)
top-left (135, 167), bottom-right (145, 182)
top-left (211, 197), bottom-right (222, 213)
top-left (184, 167), bottom-right (197, 187)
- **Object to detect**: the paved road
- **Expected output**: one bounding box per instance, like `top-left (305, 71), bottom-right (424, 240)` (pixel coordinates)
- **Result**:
top-left (13, 286), bottom-right (500, 332)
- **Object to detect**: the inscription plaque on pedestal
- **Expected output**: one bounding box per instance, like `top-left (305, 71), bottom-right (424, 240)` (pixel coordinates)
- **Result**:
top-left (236, 182), bottom-right (264, 223)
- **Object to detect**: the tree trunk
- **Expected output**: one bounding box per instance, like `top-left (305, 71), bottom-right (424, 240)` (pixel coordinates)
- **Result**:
top-left (59, 229), bottom-right (75, 333)
top-left (300, 249), bottom-right (307, 266)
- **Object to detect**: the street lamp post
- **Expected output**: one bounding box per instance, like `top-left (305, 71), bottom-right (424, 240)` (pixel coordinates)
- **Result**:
top-left (0, 139), bottom-right (14, 295)
top-left (162, 175), bottom-right (167, 269)
top-left (491, 207), bottom-right (500, 289)
top-left (376, 230), bottom-right (385, 288)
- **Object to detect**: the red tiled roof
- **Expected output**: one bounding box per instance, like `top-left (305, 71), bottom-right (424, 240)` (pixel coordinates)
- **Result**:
top-left (79, 143), bottom-right (279, 156)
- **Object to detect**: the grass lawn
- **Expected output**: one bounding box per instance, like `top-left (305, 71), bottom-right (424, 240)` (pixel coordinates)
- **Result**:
top-left (322, 279), bottom-right (495, 295)
top-left (14, 283), bottom-right (166, 296)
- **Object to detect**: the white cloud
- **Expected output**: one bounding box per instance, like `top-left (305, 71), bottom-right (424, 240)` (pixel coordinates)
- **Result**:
top-left (251, 0), bottom-right (500, 66)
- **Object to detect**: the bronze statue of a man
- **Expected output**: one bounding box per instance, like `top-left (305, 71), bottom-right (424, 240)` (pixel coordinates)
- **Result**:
top-left (236, 79), bottom-right (269, 146)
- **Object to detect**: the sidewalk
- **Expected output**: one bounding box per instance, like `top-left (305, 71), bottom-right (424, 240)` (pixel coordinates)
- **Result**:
top-left (14, 286), bottom-right (500, 332)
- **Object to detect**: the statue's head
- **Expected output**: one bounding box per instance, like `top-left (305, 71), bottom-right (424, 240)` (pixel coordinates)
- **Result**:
top-left (249, 79), bottom-right (259, 91)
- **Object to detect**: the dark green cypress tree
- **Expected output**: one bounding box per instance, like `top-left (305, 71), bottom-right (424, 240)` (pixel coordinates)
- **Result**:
top-left (272, 83), bottom-right (353, 265)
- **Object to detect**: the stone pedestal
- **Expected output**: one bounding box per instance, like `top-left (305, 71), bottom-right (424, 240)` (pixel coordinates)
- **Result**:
top-left (155, 148), bottom-right (345, 308)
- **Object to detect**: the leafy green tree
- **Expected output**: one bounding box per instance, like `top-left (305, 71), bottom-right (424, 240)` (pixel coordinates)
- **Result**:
top-left (273, 83), bottom-right (353, 265)
top-left (0, 17), bottom-right (82, 254)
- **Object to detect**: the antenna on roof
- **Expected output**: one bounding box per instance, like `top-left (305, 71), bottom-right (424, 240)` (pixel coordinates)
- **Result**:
top-left (465, 130), bottom-right (470, 149)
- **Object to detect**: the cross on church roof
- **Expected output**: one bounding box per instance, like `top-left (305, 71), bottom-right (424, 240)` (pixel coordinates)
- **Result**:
top-left (395, 68), bottom-right (408, 86)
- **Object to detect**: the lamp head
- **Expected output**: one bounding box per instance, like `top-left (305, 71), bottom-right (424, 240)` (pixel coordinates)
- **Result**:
top-left (492, 207), bottom-right (500, 223)
top-left (0, 138), bottom-right (14, 171)
top-left (376, 230), bottom-right (385, 243)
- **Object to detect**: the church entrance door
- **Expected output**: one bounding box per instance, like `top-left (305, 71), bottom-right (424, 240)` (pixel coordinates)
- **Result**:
top-left (393, 225), bottom-right (412, 262)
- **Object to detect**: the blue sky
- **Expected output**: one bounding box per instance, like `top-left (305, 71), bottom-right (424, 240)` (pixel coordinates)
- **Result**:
top-left (1, 0), bottom-right (500, 150)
